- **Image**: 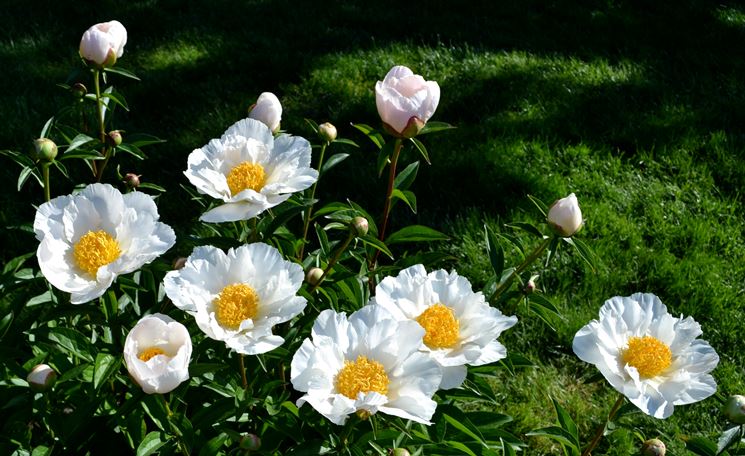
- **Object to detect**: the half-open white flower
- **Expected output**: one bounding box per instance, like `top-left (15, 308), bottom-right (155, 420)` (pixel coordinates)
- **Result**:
top-left (291, 306), bottom-right (442, 425)
top-left (248, 92), bottom-right (282, 133)
top-left (79, 20), bottom-right (128, 67)
top-left (371, 265), bottom-right (517, 389)
top-left (33, 183), bottom-right (176, 304)
top-left (184, 118), bottom-right (318, 222)
top-left (375, 65), bottom-right (440, 138)
top-left (163, 243), bottom-right (306, 354)
top-left (573, 292), bottom-right (719, 419)
top-left (124, 313), bottom-right (192, 394)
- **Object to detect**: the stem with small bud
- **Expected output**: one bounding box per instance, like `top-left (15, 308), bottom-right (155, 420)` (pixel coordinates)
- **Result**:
top-left (581, 394), bottom-right (625, 456)
top-left (491, 236), bottom-right (553, 302)
top-left (42, 163), bottom-right (51, 202)
top-left (298, 141), bottom-right (329, 260)
top-left (307, 230), bottom-right (355, 294)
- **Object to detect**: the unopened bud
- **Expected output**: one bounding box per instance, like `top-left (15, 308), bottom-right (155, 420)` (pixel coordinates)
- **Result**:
top-left (123, 173), bottom-right (141, 189)
top-left (239, 433), bottom-right (261, 451)
top-left (172, 257), bottom-right (188, 270)
top-left (33, 138), bottom-right (57, 162)
top-left (641, 438), bottom-right (666, 456)
top-left (524, 279), bottom-right (536, 294)
top-left (107, 130), bottom-right (123, 147)
top-left (352, 216), bottom-right (369, 237)
top-left (306, 267), bottom-right (324, 286)
top-left (389, 449), bottom-right (411, 456)
top-left (547, 193), bottom-right (583, 237)
top-left (724, 395), bottom-right (745, 424)
top-left (27, 364), bottom-right (57, 392)
top-left (318, 122), bottom-right (337, 142)
top-left (72, 82), bottom-right (87, 98)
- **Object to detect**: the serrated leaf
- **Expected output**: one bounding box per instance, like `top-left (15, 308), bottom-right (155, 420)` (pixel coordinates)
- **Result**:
top-left (93, 353), bottom-right (120, 390)
top-left (393, 161), bottom-right (419, 190)
top-left (409, 137), bottom-right (430, 164)
top-left (386, 225), bottom-right (448, 245)
top-left (321, 153), bottom-right (349, 174)
top-left (136, 431), bottom-right (166, 456)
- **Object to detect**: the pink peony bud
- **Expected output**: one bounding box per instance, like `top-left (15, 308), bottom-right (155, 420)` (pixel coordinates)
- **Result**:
top-left (248, 92), bottom-right (282, 133)
top-left (27, 364), bottom-right (57, 392)
top-left (375, 65), bottom-right (439, 138)
top-left (547, 193), bottom-right (583, 237)
top-left (79, 20), bottom-right (127, 67)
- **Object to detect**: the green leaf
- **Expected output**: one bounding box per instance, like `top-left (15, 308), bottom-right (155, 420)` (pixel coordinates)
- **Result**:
top-left (393, 161), bottom-right (419, 190)
top-left (359, 234), bottom-right (393, 259)
top-left (444, 441), bottom-right (478, 456)
top-left (442, 413), bottom-right (486, 445)
top-left (0, 311), bottom-right (13, 340)
top-left (718, 425), bottom-right (743, 454)
top-left (199, 433), bottom-right (229, 456)
top-left (104, 66), bottom-right (141, 81)
top-left (552, 398), bottom-right (579, 448)
top-left (409, 137), bottom-right (430, 164)
top-left (315, 223), bottom-right (331, 258)
top-left (321, 153), bottom-right (349, 174)
top-left (136, 431), bottom-right (166, 456)
top-left (126, 134), bottom-right (166, 148)
top-left (685, 437), bottom-right (718, 456)
top-left (40, 117), bottom-right (55, 138)
top-left (418, 121), bottom-right (456, 135)
top-left (332, 138), bottom-right (359, 148)
top-left (304, 118), bottom-right (319, 133)
top-left (386, 225), bottom-right (449, 245)
top-left (527, 194), bottom-right (548, 217)
top-left (351, 123), bottom-right (385, 149)
top-left (564, 237), bottom-right (597, 272)
top-left (60, 149), bottom-right (105, 161)
top-left (93, 353), bottom-right (120, 390)
top-left (138, 182), bottom-right (166, 192)
top-left (117, 143), bottom-right (147, 160)
top-left (101, 91), bottom-right (129, 111)
top-left (485, 225), bottom-right (505, 277)
top-left (501, 438), bottom-right (517, 456)
top-left (47, 327), bottom-right (94, 362)
top-left (506, 222), bottom-right (545, 238)
top-left (17, 166), bottom-right (41, 191)
top-left (65, 133), bottom-right (98, 153)
top-left (391, 189), bottom-right (417, 213)
top-left (376, 140), bottom-right (396, 176)
top-left (31, 445), bottom-right (52, 456)
top-left (526, 426), bottom-right (579, 451)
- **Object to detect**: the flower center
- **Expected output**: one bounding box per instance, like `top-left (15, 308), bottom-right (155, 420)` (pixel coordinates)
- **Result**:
top-left (138, 347), bottom-right (167, 362)
top-left (622, 335), bottom-right (672, 378)
top-left (214, 283), bottom-right (260, 330)
top-left (416, 303), bottom-right (460, 349)
top-left (226, 161), bottom-right (266, 196)
top-left (73, 230), bottom-right (121, 276)
top-left (335, 355), bottom-right (389, 399)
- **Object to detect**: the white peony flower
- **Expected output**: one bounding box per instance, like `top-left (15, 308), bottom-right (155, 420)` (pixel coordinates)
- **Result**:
top-left (163, 243), bottom-right (307, 355)
top-left (375, 65), bottom-right (440, 138)
top-left (248, 92), bottom-right (282, 133)
top-left (33, 183), bottom-right (176, 304)
top-left (291, 306), bottom-right (442, 425)
top-left (27, 364), bottom-right (57, 392)
top-left (123, 313), bottom-right (192, 394)
top-left (547, 193), bottom-right (583, 237)
top-left (573, 292), bottom-right (719, 419)
top-left (371, 265), bottom-right (517, 389)
top-left (184, 118), bottom-right (318, 222)
top-left (79, 20), bottom-right (128, 67)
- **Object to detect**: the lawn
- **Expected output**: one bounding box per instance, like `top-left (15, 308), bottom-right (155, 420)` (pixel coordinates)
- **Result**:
top-left (2, 0), bottom-right (745, 454)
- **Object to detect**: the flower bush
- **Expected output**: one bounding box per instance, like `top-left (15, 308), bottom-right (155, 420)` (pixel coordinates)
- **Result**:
top-left (0, 18), bottom-right (736, 456)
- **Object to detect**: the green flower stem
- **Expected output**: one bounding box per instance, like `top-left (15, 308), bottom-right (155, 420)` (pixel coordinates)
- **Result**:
top-left (42, 163), bottom-right (51, 202)
top-left (162, 395), bottom-right (190, 456)
top-left (491, 235), bottom-right (553, 302)
top-left (298, 141), bottom-right (329, 260)
top-left (581, 394), bottom-right (625, 456)
top-left (373, 138), bottom-right (403, 266)
top-left (239, 354), bottom-right (248, 389)
top-left (92, 69), bottom-right (111, 182)
top-left (307, 230), bottom-right (355, 294)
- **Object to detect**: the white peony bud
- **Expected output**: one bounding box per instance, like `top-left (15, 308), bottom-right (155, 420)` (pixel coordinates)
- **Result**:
top-left (547, 193), bottom-right (583, 237)
top-left (305, 267), bottom-right (324, 286)
top-left (248, 92), bottom-right (282, 133)
top-left (375, 65), bottom-right (440, 138)
top-left (27, 364), bottom-right (57, 392)
top-left (79, 20), bottom-right (127, 67)
top-left (724, 395), bottom-right (745, 424)
top-left (318, 122), bottom-right (337, 142)
top-left (351, 216), bottom-right (369, 236)
top-left (123, 313), bottom-right (192, 394)
top-left (641, 438), bottom-right (666, 456)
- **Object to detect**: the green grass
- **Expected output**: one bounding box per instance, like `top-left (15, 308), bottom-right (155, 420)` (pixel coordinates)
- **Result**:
top-left (2, 0), bottom-right (745, 453)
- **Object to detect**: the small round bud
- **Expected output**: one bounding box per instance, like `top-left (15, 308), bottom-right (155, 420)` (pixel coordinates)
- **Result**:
top-left (33, 138), bottom-right (57, 162)
top-left (724, 395), bottom-right (745, 424)
top-left (172, 257), bottom-right (188, 270)
top-left (306, 267), bottom-right (324, 286)
top-left (524, 279), bottom-right (536, 294)
top-left (123, 173), bottom-right (141, 189)
top-left (318, 122), bottom-right (337, 142)
top-left (641, 438), bottom-right (666, 456)
top-left (352, 216), bottom-right (369, 237)
top-left (107, 130), bottom-right (123, 147)
top-left (389, 449), bottom-right (411, 456)
top-left (239, 433), bottom-right (261, 451)
top-left (72, 82), bottom-right (87, 98)
top-left (27, 364), bottom-right (57, 392)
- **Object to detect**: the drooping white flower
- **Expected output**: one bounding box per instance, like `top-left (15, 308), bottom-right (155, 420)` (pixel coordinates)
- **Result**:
top-left (123, 313), bottom-right (192, 394)
top-left (573, 293), bottom-right (719, 419)
top-left (291, 306), bottom-right (442, 425)
top-left (79, 20), bottom-right (128, 67)
top-left (375, 65), bottom-right (440, 138)
top-left (248, 92), bottom-right (282, 133)
top-left (371, 265), bottom-right (517, 389)
top-left (163, 243), bottom-right (306, 355)
top-left (184, 118), bottom-right (318, 222)
top-left (33, 183), bottom-right (176, 304)
top-left (547, 193), bottom-right (583, 237)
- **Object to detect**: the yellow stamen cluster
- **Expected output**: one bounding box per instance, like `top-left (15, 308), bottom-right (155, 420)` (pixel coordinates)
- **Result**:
top-left (138, 347), bottom-right (167, 362)
top-left (73, 230), bottom-right (121, 276)
top-left (335, 355), bottom-right (390, 399)
top-left (214, 283), bottom-right (260, 330)
top-left (416, 303), bottom-right (460, 349)
top-left (622, 335), bottom-right (672, 378)
top-left (226, 161), bottom-right (266, 196)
